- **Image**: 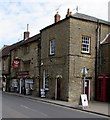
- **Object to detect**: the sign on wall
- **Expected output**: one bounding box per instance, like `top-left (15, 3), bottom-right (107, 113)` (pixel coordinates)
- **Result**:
top-left (16, 71), bottom-right (29, 75)
top-left (13, 59), bottom-right (20, 68)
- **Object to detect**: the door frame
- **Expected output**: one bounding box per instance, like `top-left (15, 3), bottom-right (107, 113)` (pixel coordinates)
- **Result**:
top-left (85, 79), bottom-right (90, 101)
top-left (55, 78), bottom-right (57, 100)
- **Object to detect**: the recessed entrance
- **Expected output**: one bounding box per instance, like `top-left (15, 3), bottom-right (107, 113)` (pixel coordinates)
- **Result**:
top-left (55, 78), bottom-right (61, 100)
top-left (84, 79), bottom-right (90, 101)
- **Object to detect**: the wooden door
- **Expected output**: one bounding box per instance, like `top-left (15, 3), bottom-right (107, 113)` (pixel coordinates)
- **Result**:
top-left (57, 78), bottom-right (61, 100)
top-left (85, 80), bottom-right (90, 100)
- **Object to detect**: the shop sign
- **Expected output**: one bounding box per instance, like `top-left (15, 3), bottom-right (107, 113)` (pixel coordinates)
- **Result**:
top-left (16, 71), bottom-right (29, 75)
top-left (13, 59), bottom-right (20, 68)
top-left (12, 79), bottom-right (18, 87)
top-left (81, 94), bottom-right (88, 107)
top-left (25, 79), bottom-right (33, 83)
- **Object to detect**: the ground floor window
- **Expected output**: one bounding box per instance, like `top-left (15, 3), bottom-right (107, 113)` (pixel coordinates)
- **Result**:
top-left (43, 70), bottom-right (49, 90)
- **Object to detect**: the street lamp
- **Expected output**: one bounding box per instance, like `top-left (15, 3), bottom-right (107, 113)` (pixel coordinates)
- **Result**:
top-left (81, 67), bottom-right (88, 94)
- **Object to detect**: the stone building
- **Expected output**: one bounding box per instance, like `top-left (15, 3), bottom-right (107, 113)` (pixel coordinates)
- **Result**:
top-left (10, 29), bottom-right (40, 95)
top-left (96, 34), bottom-right (110, 102)
top-left (40, 9), bottom-right (110, 102)
top-left (0, 45), bottom-right (11, 91)
top-left (0, 44), bottom-right (23, 91)
top-left (1, 9), bottom-right (110, 103)
top-left (100, 33), bottom-right (110, 74)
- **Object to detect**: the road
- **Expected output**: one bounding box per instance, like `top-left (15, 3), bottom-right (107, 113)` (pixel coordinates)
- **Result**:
top-left (2, 92), bottom-right (108, 118)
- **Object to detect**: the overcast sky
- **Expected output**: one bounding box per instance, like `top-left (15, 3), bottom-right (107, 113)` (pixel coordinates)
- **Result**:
top-left (0, 0), bottom-right (110, 49)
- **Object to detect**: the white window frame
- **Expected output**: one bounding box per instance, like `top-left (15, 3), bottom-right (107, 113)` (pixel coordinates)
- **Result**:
top-left (81, 36), bottom-right (91, 53)
top-left (43, 70), bottom-right (49, 90)
top-left (50, 40), bottom-right (55, 55)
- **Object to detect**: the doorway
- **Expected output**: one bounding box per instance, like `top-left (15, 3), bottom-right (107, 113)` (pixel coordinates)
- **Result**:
top-left (55, 78), bottom-right (61, 100)
top-left (85, 79), bottom-right (90, 101)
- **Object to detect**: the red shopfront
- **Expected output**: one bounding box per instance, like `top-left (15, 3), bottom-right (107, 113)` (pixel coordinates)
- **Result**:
top-left (96, 74), bottom-right (110, 102)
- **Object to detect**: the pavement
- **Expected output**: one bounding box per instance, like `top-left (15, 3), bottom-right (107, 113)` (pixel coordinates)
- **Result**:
top-left (2, 91), bottom-right (110, 118)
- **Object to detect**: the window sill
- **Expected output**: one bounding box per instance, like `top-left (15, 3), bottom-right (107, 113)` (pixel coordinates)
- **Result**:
top-left (49, 54), bottom-right (55, 57)
top-left (81, 52), bottom-right (91, 55)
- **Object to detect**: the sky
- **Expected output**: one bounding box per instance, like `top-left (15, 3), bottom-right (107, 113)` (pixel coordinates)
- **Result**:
top-left (0, 0), bottom-right (110, 49)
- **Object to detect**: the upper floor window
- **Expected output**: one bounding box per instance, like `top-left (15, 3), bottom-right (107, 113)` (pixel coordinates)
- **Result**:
top-left (81, 36), bottom-right (91, 54)
top-left (24, 45), bottom-right (30, 55)
top-left (43, 70), bottom-right (49, 90)
top-left (50, 40), bottom-right (55, 55)
top-left (3, 60), bottom-right (6, 71)
top-left (23, 61), bottom-right (30, 71)
top-left (14, 49), bottom-right (18, 57)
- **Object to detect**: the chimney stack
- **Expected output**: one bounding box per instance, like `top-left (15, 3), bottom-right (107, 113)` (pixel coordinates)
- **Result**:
top-left (24, 24), bottom-right (30, 40)
top-left (54, 12), bottom-right (61, 23)
top-left (66, 8), bottom-right (72, 17)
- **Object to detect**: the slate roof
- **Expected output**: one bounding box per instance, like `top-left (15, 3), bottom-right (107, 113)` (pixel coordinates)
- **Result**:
top-left (72, 13), bottom-right (110, 25)
top-left (1, 33), bottom-right (40, 57)
top-left (41, 13), bottom-right (110, 31)
top-left (1, 40), bottom-right (23, 57)
top-left (0, 45), bottom-right (11, 57)
top-left (10, 33), bottom-right (41, 51)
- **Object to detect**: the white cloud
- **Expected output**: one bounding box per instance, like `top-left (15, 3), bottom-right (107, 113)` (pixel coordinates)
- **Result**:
top-left (0, 0), bottom-right (109, 48)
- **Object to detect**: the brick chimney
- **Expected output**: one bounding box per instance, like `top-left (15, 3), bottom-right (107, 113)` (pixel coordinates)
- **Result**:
top-left (66, 8), bottom-right (72, 17)
top-left (24, 24), bottom-right (30, 40)
top-left (54, 12), bottom-right (61, 23)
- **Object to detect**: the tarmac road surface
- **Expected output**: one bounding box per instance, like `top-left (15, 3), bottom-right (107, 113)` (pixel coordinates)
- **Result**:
top-left (2, 92), bottom-right (108, 119)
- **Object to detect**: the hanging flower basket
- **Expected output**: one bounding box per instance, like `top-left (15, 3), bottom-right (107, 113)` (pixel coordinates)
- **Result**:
top-left (47, 75), bottom-right (52, 80)
top-left (56, 75), bottom-right (62, 79)
top-left (36, 75), bottom-right (40, 80)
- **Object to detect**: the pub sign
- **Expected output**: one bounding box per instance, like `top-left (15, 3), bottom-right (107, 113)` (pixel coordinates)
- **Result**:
top-left (13, 59), bottom-right (20, 68)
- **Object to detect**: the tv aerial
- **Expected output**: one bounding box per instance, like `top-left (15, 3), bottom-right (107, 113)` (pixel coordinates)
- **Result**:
top-left (73, 5), bottom-right (79, 13)
top-left (55, 4), bottom-right (62, 12)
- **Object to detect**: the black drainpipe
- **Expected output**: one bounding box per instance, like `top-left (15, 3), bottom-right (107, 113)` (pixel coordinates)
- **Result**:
top-left (38, 39), bottom-right (41, 97)
top-left (95, 19), bottom-right (101, 100)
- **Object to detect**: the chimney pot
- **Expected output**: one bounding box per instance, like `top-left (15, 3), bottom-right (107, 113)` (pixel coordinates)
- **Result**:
top-left (54, 12), bottom-right (61, 23)
top-left (66, 8), bottom-right (72, 17)
top-left (24, 24), bottom-right (30, 40)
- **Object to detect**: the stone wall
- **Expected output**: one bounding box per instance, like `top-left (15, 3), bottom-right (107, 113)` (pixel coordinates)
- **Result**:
top-left (68, 18), bottom-right (110, 102)
top-left (40, 19), bottom-right (70, 100)
top-left (40, 17), bottom-right (110, 102)
top-left (10, 40), bottom-right (40, 94)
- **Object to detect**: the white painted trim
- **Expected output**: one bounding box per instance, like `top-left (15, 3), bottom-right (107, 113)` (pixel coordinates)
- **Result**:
top-left (89, 80), bottom-right (90, 101)
top-left (100, 33), bottom-right (110, 44)
top-left (50, 40), bottom-right (55, 55)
